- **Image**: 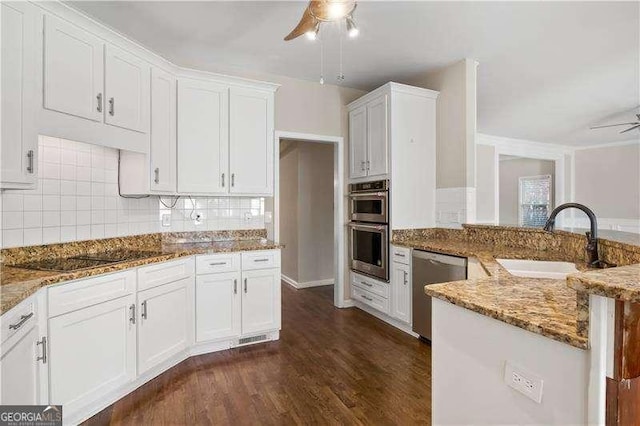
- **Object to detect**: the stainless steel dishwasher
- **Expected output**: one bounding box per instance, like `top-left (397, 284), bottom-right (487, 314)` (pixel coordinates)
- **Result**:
top-left (412, 250), bottom-right (467, 340)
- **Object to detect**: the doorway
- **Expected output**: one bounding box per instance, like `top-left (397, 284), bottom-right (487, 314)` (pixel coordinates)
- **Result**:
top-left (273, 132), bottom-right (346, 308)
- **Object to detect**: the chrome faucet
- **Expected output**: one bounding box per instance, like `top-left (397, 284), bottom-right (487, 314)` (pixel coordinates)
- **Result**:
top-left (543, 203), bottom-right (605, 267)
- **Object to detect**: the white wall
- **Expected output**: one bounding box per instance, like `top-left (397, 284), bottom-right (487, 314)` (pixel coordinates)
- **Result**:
top-left (432, 299), bottom-right (589, 425)
top-left (499, 157), bottom-right (555, 225)
top-left (279, 140), bottom-right (334, 286)
top-left (476, 144), bottom-right (497, 223)
top-left (574, 143), bottom-right (640, 221)
top-left (0, 136), bottom-right (265, 248)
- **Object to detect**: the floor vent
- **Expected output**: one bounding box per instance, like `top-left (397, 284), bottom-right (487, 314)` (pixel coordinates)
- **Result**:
top-left (238, 335), bottom-right (268, 345)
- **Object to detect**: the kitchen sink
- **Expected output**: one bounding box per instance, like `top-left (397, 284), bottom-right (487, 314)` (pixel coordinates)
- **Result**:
top-left (496, 258), bottom-right (578, 279)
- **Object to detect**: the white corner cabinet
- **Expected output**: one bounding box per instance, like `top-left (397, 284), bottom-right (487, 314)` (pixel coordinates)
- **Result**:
top-left (347, 82), bottom-right (439, 229)
top-left (1, 1), bottom-right (278, 196)
top-left (1, 249), bottom-right (281, 424)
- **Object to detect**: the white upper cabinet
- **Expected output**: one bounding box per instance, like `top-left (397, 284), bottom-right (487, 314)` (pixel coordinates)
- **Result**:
top-left (366, 95), bottom-right (389, 177)
top-left (150, 67), bottom-right (177, 193)
top-left (43, 14), bottom-right (104, 122)
top-left (104, 44), bottom-right (150, 133)
top-left (177, 78), bottom-right (229, 194)
top-left (1, 1), bottom-right (38, 189)
top-left (349, 105), bottom-right (368, 179)
top-left (229, 87), bottom-right (274, 195)
top-left (347, 94), bottom-right (389, 180)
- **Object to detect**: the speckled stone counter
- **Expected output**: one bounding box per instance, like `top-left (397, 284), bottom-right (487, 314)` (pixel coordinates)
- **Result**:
top-left (393, 225), bottom-right (640, 350)
top-left (1, 230), bottom-right (281, 315)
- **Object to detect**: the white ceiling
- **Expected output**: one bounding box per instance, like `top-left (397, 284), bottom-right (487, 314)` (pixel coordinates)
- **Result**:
top-left (67, 1), bottom-right (639, 146)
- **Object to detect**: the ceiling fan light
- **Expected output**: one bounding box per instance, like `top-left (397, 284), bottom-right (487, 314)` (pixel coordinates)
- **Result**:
top-left (346, 16), bottom-right (359, 38)
top-left (306, 21), bottom-right (320, 41)
top-left (327, 3), bottom-right (348, 20)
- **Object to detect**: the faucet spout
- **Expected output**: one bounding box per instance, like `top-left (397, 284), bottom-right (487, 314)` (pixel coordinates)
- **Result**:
top-left (543, 203), bottom-right (602, 267)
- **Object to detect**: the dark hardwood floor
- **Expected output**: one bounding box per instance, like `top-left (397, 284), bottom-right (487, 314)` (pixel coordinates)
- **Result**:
top-left (84, 284), bottom-right (432, 425)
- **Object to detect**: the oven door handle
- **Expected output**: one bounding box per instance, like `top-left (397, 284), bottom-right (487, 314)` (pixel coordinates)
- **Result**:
top-left (348, 223), bottom-right (387, 231)
top-left (349, 192), bottom-right (386, 198)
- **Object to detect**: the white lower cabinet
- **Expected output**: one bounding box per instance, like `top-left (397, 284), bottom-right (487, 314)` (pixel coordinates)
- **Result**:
top-left (48, 293), bottom-right (137, 414)
top-left (391, 261), bottom-right (412, 324)
top-left (196, 271), bottom-right (241, 342)
top-left (0, 295), bottom-right (47, 405)
top-left (137, 278), bottom-right (190, 374)
top-left (241, 268), bottom-right (281, 335)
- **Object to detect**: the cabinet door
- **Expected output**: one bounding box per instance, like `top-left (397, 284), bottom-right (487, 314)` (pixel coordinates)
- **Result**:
top-left (391, 262), bottom-right (411, 324)
top-left (229, 87), bottom-right (274, 195)
top-left (43, 14), bottom-right (104, 122)
top-left (150, 67), bottom-right (177, 193)
top-left (195, 272), bottom-right (241, 342)
top-left (241, 268), bottom-right (281, 335)
top-left (349, 105), bottom-right (368, 179)
top-left (177, 78), bottom-right (229, 194)
top-left (0, 325), bottom-right (40, 405)
top-left (49, 295), bottom-right (136, 414)
top-left (137, 279), bottom-right (189, 374)
top-left (1, 1), bottom-right (38, 188)
top-left (104, 44), bottom-right (150, 132)
top-left (366, 95), bottom-right (389, 177)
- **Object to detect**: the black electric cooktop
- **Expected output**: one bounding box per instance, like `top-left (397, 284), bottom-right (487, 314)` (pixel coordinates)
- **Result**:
top-left (13, 250), bottom-right (164, 272)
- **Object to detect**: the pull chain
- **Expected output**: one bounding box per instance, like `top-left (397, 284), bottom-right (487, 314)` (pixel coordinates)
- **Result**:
top-left (319, 36), bottom-right (325, 85)
top-left (337, 32), bottom-right (345, 83)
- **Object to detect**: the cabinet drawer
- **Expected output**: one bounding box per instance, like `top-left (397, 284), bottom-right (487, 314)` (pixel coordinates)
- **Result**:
top-left (138, 257), bottom-right (194, 291)
top-left (241, 250), bottom-right (280, 271)
top-left (1, 299), bottom-right (36, 344)
top-left (196, 253), bottom-right (241, 275)
top-left (351, 285), bottom-right (390, 315)
top-left (351, 272), bottom-right (389, 299)
top-left (391, 246), bottom-right (411, 265)
top-left (48, 270), bottom-right (136, 317)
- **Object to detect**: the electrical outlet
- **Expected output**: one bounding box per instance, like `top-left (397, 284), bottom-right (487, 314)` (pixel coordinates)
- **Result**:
top-left (161, 214), bottom-right (171, 227)
top-left (504, 361), bottom-right (544, 403)
top-left (194, 212), bottom-right (204, 225)
top-left (264, 211), bottom-right (273, 224)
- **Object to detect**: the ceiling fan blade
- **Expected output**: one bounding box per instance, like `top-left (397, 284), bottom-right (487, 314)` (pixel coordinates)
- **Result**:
top-left (620, 124), bottom-right (640, 134)
top-left (284, 4), bottom-right (317, 41)
top-left (590, 122), bottom-right (639, 130)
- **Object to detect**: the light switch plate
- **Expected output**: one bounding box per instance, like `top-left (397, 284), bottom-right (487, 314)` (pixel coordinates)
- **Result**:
top-left (504, 361), bottom-right (544, 403)
top-left (161, 214), bottom-right (171, 227)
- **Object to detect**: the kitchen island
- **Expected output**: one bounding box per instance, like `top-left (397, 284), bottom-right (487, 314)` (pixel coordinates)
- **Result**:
top-left (393, 225), bottom-right (640, 425)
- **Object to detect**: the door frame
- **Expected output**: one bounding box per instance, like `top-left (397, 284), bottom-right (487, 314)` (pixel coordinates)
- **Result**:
top-left (273, 131), bottom-right (347, 308)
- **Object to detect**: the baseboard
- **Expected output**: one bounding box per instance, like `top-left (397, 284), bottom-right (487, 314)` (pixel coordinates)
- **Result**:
top-left (282, 274), bottom-right (334, 289)
top-left (353, 301), bottom-right (418, 338)
top-left (339, 299), bottom-right (356, 308)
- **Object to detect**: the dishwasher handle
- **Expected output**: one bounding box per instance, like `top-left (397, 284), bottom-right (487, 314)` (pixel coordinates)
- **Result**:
top-left (412, 250), bottom-right (467, 267)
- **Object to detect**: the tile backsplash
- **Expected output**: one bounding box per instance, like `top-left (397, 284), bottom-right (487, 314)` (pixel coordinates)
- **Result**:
top-left (0, 136), bottom-right (266, 248)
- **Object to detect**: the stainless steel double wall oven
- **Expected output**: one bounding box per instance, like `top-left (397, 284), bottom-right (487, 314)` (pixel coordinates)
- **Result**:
top-left (348, 180), bottom-right (389, 281)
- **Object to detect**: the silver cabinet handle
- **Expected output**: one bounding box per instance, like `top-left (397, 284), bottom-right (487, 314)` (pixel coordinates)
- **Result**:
top-left (37, 336), bottom-right (47, 364)
top-left (403, 270), bottom-right (408, 285)
top-left (366, 160), bottom-right (370, 170)
top-left (26, 150), bottom-right (34, 174)
top-left (254, 258), bottom-right (269, 263)
top-left (360, 161), bottom-right (366, 171)
top-left (129, 304), bottom-right (136, 324)
top-left (360, 281), bottom-right (372, 287)
top-left (209, 261), bottom-right (227, 266)
top-left (234, 279), bottom-right (238, 294)
top-left (361, 294), bottom-right (373, 301)
top-left (244, 278), bottom-right (248, 293)
top-left (395, 252), bottom-right (406, 257)
top-left (141, 300), bottom-right (148, 320)
top-left (9, 312), bottom-right (34, 330)
top-left (108, 97), bottom-right (115, 116)
top-left (222, 173), bottom-right (225, 187)
top-left (231, 173), bottom-right (235, 187)
top-left (154, 168), bottom-right (160, 184)
top-left (97, 93), bottom-right (103, 112)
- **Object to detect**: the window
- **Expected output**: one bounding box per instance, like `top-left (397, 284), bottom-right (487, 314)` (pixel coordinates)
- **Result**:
top-left (519, 175), bottom-right (552, 227)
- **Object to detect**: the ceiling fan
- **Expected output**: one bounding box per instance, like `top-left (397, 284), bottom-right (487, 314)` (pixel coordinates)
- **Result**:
top-left (590, 113), bottom-right (640, 134)
top-left (284, 0), bottom-right (358, 41)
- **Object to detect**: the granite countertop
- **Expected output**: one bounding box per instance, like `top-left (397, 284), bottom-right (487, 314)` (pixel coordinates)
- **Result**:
top-left (568, 264), bottom-right (640, 302)
top-left (394, 238), bottom-right (590, 349)
top-left (1, 238), bottom-right (281, 315)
